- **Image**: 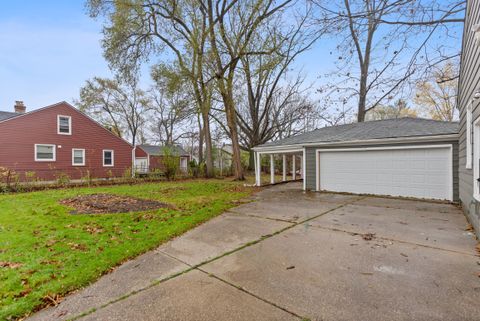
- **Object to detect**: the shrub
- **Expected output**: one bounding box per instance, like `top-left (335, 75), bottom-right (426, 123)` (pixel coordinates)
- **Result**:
top-left (163, 147), bottom-right (179, 180)
top-left (0, 167), bottom-right (19, 191)
top-left (188, 159), bottom-right (199, 178)
top-left (55, 172), bottom-right (71, 186)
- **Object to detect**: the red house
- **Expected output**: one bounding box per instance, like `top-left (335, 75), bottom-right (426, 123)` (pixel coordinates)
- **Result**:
top-left (134, 145), bottom-right (190, 174)
top-left (0, 101), bottom-right (134, 181)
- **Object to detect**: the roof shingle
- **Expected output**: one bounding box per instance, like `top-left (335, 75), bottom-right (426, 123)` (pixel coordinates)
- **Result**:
top-left (139, 144), bottom-right (189, 156)
top-left (0, 111), bottom-right (19, 121)
top-left (258, 117), bottom-right (459, 148)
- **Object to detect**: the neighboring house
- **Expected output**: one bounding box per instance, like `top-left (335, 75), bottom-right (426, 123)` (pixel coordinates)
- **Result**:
top-left (214, 144), bottom-right (233, 174)
top-left (135, 144), bottom-right (190, 174)
top-left (0, 101), bottom-right (134, 181)
top-left (253, 117), bottom-right (459, 202)
top-left (458, 0), bottom-right (480, 238)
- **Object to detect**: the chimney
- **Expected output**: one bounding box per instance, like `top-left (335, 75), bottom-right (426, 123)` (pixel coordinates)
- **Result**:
top-left (14, 101), bottom-right (26, 114)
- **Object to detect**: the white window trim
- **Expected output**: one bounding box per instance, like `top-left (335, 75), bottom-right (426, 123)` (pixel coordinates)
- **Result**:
top-left (103, 149), bottom-right (114, 167)
top-left (473, 117), bottom-right (480, 201)
top-left (72, 148), bottom-right (85, 166)
top-left (57, 115), bottom-right (72, 135)
top-left (34, 144), bottom-right (56, 162)
top-left (466, 103), bottom-right (473, 169)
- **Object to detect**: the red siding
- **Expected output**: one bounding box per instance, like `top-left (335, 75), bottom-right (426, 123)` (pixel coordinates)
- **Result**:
top-left (149, 155), bottom-right (190, 172)
top-left (135, 147), bottom-right (148, 158)
top-left (0, 102), bottom-right (133, 181)
top-left (149, 155), bottom-right (165, 171)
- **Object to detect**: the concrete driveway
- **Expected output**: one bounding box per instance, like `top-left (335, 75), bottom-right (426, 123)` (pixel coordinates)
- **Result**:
top-left (29, 183), bottom-right (480, 321)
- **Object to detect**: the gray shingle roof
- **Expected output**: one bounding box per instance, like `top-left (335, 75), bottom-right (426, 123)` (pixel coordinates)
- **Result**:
top-left (139, 144), bottom-right (189, 156)
top-left (0, 111), bottom-right (19, 121)
top-left (258, 117), bottom-right (459, 148)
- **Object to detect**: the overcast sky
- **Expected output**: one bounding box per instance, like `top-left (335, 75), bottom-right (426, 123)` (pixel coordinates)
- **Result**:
top-left (0, 1), bottom-right (336, 113)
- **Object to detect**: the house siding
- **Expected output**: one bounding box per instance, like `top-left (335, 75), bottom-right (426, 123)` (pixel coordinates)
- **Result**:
top-left (0, 102), bottom-right (133, 181)
top-left (458, 0), bottom-right (480, 238)
top-left (304, 140), bottom-right (459, 201)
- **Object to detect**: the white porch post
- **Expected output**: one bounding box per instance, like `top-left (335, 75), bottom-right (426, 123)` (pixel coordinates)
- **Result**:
top-left (255, 152), bottom-right (261, 186)
top-left (299, 155), bottom-right (303, 179)
top-left (292, 155), bottom-right (296, 180)
top-left (282, 154), bottom-right (287, 181)
top-left (270, 154), bottom-right (275, 184)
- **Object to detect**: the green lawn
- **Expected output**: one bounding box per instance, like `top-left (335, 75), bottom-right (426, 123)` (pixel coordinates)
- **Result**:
top-left (0, 179), bottom-right (255, 320)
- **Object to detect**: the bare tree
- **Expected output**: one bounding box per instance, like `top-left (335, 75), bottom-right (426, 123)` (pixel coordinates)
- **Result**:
top-left (87, 0), bottom-right (216, 177)
top-left (204, 0), bottom-right (297, 180)
top-left (229, 8), bottom-right (322, 169)
top-left (149, 64), bottom-right (195, 145)
top-left (313, 0), bottom-right (465, 122)
top-left (365, 99), bottom-right (418, 120)
top-left (77, 77), bottom-right (149, 146)
top-left (414, 62), bottom-right (459, 121)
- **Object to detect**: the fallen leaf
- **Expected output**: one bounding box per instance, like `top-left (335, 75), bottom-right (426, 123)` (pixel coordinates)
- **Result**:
top-left (0, 261), bottom-right (23, 269)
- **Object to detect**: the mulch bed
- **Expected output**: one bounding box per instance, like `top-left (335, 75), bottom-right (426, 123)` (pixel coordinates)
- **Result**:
top-left (60, 193), bottom-right (170, 214)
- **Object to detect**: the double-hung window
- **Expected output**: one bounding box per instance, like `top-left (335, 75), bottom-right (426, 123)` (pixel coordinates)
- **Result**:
top-left (35, 144), bottom-right (56, 161)
top-left (72, 149), bottom-right (85, 166)
top-left (103, 150), bottom-right (114, 167)
top-left (57, 115), bottom-right (72, 135)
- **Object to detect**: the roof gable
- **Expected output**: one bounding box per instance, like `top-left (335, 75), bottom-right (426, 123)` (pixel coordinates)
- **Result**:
top-left (0, 101), bottom-right (133, 147)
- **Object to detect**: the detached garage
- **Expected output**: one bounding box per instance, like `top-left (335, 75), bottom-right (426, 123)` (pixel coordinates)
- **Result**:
top-left (253, 118), bottom-right (459, 201)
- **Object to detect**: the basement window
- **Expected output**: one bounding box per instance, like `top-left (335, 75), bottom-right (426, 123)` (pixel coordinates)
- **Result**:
top-left (57, 115), bottom-right (72, 135)
top-left (103, 150), bottom-right (114, 167)
top-left (35, 144), bottom-right (56, 161)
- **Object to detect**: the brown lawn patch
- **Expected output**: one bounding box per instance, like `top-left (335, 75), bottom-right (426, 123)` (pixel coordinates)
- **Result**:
top-left (60, 194), bottom-right (170, 214)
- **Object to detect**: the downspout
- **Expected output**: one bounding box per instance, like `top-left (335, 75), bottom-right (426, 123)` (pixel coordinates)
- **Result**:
top-left (132, 145), bottom-right (136, 178)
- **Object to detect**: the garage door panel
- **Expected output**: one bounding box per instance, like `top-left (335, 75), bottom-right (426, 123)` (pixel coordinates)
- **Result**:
top-left (319, 147), bottom-right (451, 200)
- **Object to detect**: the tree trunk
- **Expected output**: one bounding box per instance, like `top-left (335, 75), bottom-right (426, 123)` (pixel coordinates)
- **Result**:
top-left (197, 115), bottom-right (204, 163)
top-left (248, 149), bottom-right (255, 171)
top-left (202, 111), bottom-right (214, 178)
top-left (223, 93), bottom-right (244, 180)
top-left (357, 65), bottom-right (368, 122)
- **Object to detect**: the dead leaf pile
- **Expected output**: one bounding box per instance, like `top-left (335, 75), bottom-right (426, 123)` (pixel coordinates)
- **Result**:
top-left (60, 193), bottom-right (170, 214)
top-left (0, 261), bottom-right (22, 269)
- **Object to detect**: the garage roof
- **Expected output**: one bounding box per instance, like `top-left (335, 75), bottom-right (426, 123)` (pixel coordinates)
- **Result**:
top-left (139, 144), bottom-right (189, 156)
top-left (258, 117), bottom-right (459, 148)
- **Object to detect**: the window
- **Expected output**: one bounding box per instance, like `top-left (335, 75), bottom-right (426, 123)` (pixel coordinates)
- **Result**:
top-left (57, 115), bottom-right (71, 135)
top-left (35, 144), bottom-right (56, 161)
top-left (103, 150), bottom-right (114, 167)
top-left (72, 149), bottom-right (85, 166)
top-left (466, 103), bottom-right (473, 169)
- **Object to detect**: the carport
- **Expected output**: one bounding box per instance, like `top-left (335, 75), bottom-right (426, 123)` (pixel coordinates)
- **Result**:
top-left (253, 118), bottom-right (460, 201)
top-left (253, 149), bottom-right (305, 187)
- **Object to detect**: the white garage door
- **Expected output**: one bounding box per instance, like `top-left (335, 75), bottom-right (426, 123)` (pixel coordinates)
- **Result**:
top-left (318, 146), bottom-right (452, 200)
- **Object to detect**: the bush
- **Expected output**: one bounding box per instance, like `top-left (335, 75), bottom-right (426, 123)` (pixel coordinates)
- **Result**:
top-left (163, 147), bottom-right (180, 180)
top-left (55, 172), bottom-right (71, 186)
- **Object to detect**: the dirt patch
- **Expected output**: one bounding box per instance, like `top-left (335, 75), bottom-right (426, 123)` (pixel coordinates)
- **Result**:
top-left (60, 194), bottom-right (170, 214)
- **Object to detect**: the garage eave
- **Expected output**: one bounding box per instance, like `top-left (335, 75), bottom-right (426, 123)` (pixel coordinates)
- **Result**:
top-left (253, 133), bottom-right (459, 153)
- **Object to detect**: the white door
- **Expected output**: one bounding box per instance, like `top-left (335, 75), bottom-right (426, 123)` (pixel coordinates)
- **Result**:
top-left (318, 146), bottom-right (452, 200)
top-left (135, 157), bottom-right (148, 173)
